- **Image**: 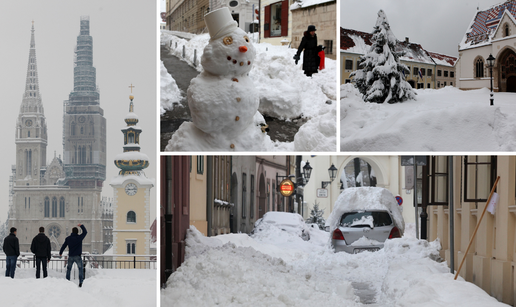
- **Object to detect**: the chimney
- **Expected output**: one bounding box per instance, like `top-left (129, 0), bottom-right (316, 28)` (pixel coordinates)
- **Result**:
top-left (405, 37), bottom-right (409, 44)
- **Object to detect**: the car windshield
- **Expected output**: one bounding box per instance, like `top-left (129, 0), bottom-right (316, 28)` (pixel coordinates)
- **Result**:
top-left (339, 211), bottom-right (393, 228)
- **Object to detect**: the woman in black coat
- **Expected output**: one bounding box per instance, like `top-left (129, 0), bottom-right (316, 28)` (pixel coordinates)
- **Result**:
top-left (294, 25), bottom-right (320, 77)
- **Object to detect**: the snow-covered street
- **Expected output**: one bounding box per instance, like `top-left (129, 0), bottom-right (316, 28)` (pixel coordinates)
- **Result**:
top-left (0, 268), bottom-right (156, 306)
top-left (341, 84), bottom-right (516, 151)
top-left (161, 225), bottom-right (508, 306)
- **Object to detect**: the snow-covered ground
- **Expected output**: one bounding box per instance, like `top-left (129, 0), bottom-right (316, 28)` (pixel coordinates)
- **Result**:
top-left (160, 60), bottom-right (182, 115)
top-left (162, 225), bottom-right (508, 306)
top-left (341, 83), bottom-right (516, 151)
top-left (161, 30), bottom-right (336, 152)
top-left (1, 268), bottom-right (156, 306)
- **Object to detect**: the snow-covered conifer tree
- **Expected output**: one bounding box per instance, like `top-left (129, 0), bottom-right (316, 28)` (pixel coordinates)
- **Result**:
top-left (351, 10), bottom-right (416, 104)
top-left (306, 201), bottom-right (325, 230)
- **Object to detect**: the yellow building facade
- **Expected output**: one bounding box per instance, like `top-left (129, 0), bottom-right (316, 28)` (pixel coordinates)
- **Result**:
top-left (111, 95), bottom-right (154, 267)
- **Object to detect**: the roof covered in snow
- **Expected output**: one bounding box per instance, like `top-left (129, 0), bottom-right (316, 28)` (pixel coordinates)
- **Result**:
top-left (290, 0), bottom-right (334, 10)
top-left (427, 51), bottom-right (458, 67)
top-left (460, 0), bottom-right (516, 50)
top-left (341, 28), bottom-right (435, 65)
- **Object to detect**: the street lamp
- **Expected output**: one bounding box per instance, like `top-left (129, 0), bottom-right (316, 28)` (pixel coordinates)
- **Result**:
top-left (487, 54), bottom-right (495, 106)
top-left (302, 161), bottom-right (312, 183)
top-left (321, 163), bottom-right (338, 188)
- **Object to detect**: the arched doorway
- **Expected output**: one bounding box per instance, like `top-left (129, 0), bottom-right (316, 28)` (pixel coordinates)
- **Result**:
top-left (497, 47), bottom-right (516, 92)
top-left (340, 158), bottom-right (377, 190)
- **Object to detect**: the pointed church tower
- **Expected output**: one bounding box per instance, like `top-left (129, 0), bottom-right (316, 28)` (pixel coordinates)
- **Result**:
top-left (15, 22), bottom-right (47, 186)
top-left (111, 92), bottom-right (153, 261)
top-left (62, 16), bottom-right (106, 189)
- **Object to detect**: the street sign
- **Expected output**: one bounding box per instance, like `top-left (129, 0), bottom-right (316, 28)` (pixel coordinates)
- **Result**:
top-left (279, 179), bottom-right (295, 197)
top-left (395, 196), bottom-right (403, 206)
top-left (316, 188), bottom-right (328, 198)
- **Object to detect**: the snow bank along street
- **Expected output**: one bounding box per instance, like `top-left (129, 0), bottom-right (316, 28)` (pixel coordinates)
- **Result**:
top-left (161, 30), bottom-right (336, 152)
top-left (162, 225), bottom-right (507, 306)
top-left (0, 268), bottom-right (156, 307)
top-left (341, 84), bottom-right (516, 151)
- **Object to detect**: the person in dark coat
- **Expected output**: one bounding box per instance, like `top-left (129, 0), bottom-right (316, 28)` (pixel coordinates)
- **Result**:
top-left (30, 226), bottom-right (52, 278)
top-left (2, 227), bottom-right (20, 278)
top-left (59, 224), bottom-right (87, 287)
top-left (294, 25), bottom-right (320, 77)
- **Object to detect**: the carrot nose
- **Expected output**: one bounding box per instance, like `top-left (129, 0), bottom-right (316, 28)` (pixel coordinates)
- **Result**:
top-left (239, 46), bottom-right (248, 53)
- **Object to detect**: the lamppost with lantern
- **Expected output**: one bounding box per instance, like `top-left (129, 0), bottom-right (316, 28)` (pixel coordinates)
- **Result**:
top-left (487, 53), bottom-right (495, 106)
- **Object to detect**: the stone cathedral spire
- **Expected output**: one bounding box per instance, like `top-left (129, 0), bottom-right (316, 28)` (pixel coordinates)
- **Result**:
top-left (15, 22), bottom-right (47, 185)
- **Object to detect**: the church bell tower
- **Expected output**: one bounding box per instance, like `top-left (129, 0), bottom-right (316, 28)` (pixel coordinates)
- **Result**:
top-left (15, 22), bottom-right (47, 187)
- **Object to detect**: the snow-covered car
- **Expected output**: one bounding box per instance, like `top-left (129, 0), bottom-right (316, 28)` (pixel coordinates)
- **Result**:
top-left (251, 211), bottom-right (311, 241)
top-left (327, 187), bottom-right (404, 254)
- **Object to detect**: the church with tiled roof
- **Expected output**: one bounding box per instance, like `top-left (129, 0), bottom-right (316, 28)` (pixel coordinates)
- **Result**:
top-left (457, 0), bottom-right (516, 92)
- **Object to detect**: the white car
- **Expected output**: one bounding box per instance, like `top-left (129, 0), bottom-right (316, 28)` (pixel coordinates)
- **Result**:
top-left (252, 211), bottom-right (311, 241)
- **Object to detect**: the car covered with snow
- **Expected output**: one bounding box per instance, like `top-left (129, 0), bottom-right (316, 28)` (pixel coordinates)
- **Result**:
top-left (251, 211), bottom-right (311, 241)
top-left (327, 187), bottom-right (404, 254)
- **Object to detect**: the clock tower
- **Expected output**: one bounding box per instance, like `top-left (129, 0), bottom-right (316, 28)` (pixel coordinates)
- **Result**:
top-left (110, 93), bottom-right (153, 262)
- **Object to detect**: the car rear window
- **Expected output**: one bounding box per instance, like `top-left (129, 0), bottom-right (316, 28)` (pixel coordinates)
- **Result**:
top-left (339, 211), bottom-right (393, 227)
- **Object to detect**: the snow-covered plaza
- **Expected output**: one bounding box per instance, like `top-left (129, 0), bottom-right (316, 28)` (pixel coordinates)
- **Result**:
top-left (341, 84), bottom-right (516, 151)
top-left (162, 225), bottom-right (508, 307)
top-left (0, 268), bottom-right (156, 306)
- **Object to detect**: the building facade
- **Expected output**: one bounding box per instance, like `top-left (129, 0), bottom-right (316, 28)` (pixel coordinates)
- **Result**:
top-left (457, 0), bottom-right (516, 92)
top-left (290, 0), bottom-right (336, 59)
top-left (110, 96), bottom-right (153, 264)
top-left (428, 51), bottom-right (458, 88)
top-left (427, 155), bottom-right (516, 305)
top-left (260, 0), bottom-right (293, 45)
top-left (166, 0), bottom-right (210, 33)
top-left (10, 18), bottom-right (109, 254)
top-left (231, 156), bottom-right (257, 234)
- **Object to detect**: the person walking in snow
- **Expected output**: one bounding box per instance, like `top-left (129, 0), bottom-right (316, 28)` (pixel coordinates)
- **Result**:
top-left (3, 227), bottom-right (20, 278)
top-left (30, 226), bottom-right (52, 278)
top-left (293, 25), bottom-right (321, 77)
top-left (59, 224), bottom-right (87, 287)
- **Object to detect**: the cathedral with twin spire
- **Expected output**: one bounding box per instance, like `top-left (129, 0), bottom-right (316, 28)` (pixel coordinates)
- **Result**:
top-left (9, 17), bottom-right (110, 254)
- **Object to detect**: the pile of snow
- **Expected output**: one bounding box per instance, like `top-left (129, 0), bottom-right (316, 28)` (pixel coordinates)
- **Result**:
top-left (163, 224), bottom-right (508, 306)
top-left (162, 242), bottom-right (356, 306)
top-left (0, 268), bottom-right (155, 307)
top-left (326, 187), bottom-right (404, 233)
top-left (160, 60), bottom-right (182, 115)
top-left (341, 83), bottom-right (516, 151)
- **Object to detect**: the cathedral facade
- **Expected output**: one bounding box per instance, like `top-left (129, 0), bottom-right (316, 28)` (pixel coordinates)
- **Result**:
top-left (9, 17), bottom-right (110, 254)
top-left (457, 0), bottom-right (516, 92)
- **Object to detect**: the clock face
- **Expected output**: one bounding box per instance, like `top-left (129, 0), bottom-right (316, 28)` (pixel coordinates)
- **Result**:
top-left (125, 183), bottom-right (137, 196)
top-left (25, 120), bottom-right (33, 127)
top-left (78, 116), bottom-right (86, 123)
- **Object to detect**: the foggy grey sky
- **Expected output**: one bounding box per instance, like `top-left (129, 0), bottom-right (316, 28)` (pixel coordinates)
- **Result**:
top-left (341, 0), bottom-right (500, 56)
top-left (0, 0), bottom-right (157, 224)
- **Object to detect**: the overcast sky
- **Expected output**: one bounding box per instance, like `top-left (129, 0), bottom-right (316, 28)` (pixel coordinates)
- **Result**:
top-left (341, 0), bottom-right (500, 56)
top-left (0, 0), bottom-right (157, 224)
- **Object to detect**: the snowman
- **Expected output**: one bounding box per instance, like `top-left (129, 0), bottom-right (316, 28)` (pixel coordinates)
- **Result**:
top-left (167, 7), bottom-right (271, 151)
